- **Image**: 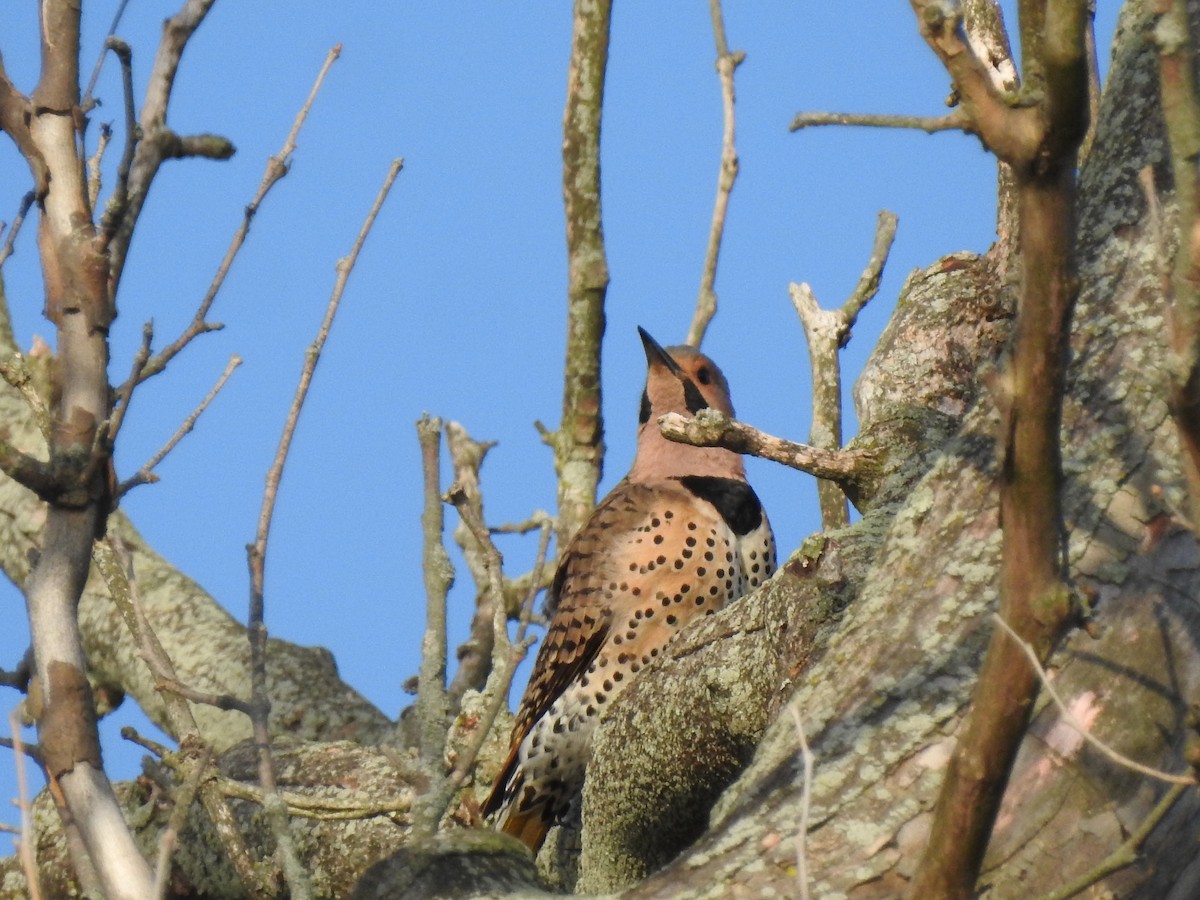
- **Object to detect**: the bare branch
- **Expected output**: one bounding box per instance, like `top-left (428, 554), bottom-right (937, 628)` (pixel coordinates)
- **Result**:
top-left (246, 157), bottom-right (400, 898)
top-left (687, 0), bottom-right (744, 348)
top-left (790, 211), bottom-right (898, 528)
top-left (0, 62), bottom-right (48, 195)
top-left (119, 725), bottom-right (171, 758)
top-left (438, 493), bottom-right (547, 818)
top-left (844, 210), bottom-right (899, 320)
top-left (106, 321), bottom-right (155, 447)
top-left (152, 745), bottom-right (212, 900)
top-left (445, 423), bottom-right (502, 705)
top-left (0, 191), bottom-right (35, 269)
top-left (81, 0), bottom-right (134, 111)
top-left (198, 770), bottom-right (412, 821)
top-left (448, 485), bottom-right (510, 673)
top-left (0, 437), bottom-right (78, 505)
top-left (658, 409), bottom-right (881, 489)
top-left (551, 0), bottom-right (612, 548)
top-left (0, 651), bottom-right (32, 692)
top-left (117, 353), bottom-right (242, 496)
top-left (908, 2), bottom-right (1090, 895)
top-left (441, 508), bottom-right (549, 825)
top-left (97, 38), bottom-right (139, 239)
top-left (86, 123), bottom-right (112, 211)
top-left (906, 0), bottom-right (1043, 165)
top-left (790, 109), bottom-right (969, 133)
top-left (445, 521), bottom-right (547, 795)
top-left (490, 513), bottom-right (557, 535)
top-left (133, 45), bottom-right (343, 385)
top-left (413, 415), bottom-right (452, 790)
top-left (8, 708), bottom-right (44, 900)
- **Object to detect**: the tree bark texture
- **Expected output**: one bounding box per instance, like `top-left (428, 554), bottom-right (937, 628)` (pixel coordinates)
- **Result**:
top-left (554, 0), bottom-right (611, 550)
top-left (4, 2), bottom-right (1200, 898)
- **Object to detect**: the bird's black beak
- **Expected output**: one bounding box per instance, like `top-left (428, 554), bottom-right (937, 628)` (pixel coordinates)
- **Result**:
top-left (638, 326), bottom-right (684, 378)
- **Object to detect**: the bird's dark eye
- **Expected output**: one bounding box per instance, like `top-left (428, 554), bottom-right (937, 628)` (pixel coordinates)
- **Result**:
top-left (696, 366), bottom-right (712, 386)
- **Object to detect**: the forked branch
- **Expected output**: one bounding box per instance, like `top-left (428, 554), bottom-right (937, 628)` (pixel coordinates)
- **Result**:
top-left (791, 210), bottom-right (897, 527)
top-left (908, 2), bottom-right (1090, 896)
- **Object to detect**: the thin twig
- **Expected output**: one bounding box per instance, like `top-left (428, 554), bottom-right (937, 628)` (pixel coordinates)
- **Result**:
top-left (107, 321), bottom-right (155, 447)
top-left (98, 37), bottom-right (138, 240)
top-left (158, 678), bottom-right (251, 715)
top-left (992, 614), bottom-right (1195, 785)
top-left (0, 191), bottom-right (34, 269)
top-left (1036, 782), bottom-right (1189, 900)
top-left (687, 0), bottom-right (744, 348)
top-left (786, 702), bottom-right (813, 900)
top-left (152, 746), bottom-right (212, 900)
top-left (0, 652), bottom-right (32, 693)
top-left (119, 726), bottom-right (171, 759)
top-left (118, 354), bottom-right (242, 496)
top-left (8, 708), bottom-right (43, 900)
top-left (81, 0), bottom-right (134, 110)
top-left (490, 513), bottom-right (557, 535)
top-left (87, 123), bottom-right (113, 211)
top-left (131, 44), bottom-right (343, 385)
top-left (791, 279), bottom-right (847, 524)
top-left (0, 352), bottom-right (53, 442)
top-left (246, 158), bottom-right (401, 899)
top-left (844, 210), bottom-right (898, 320)
top-left (0, 734), bottom-right (40, 761)
top-left (789, 109), bottom-right (970, 133)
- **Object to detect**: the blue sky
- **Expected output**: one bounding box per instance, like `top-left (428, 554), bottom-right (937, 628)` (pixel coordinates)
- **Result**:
top-left (0, 4), bottom-right (1119, 842)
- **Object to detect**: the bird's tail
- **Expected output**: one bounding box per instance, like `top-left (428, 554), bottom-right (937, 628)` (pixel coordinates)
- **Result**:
top-left (496, 804), bottom-right (553, 853)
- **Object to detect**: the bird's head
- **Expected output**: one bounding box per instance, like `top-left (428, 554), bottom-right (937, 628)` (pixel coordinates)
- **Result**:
top-left (629, 327), bottom-right (744, 482)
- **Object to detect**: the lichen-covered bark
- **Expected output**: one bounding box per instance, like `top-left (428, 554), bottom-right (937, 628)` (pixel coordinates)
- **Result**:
top-left (579, 248), bottom-right (1013, 895)
top-left (14, 741), bottom-right (422, 899)
top-left (578, 3), bottom-right (1200, 897)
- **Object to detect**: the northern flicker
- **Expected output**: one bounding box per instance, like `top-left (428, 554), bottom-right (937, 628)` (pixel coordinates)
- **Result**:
top-left (482, 327), bottom-right (775, 852)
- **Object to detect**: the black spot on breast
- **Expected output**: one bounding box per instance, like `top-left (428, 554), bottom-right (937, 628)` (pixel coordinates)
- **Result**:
top-left (677, 476), bottom-right (764, 536)
top-left (639, 389), bottom-right (651, 424)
